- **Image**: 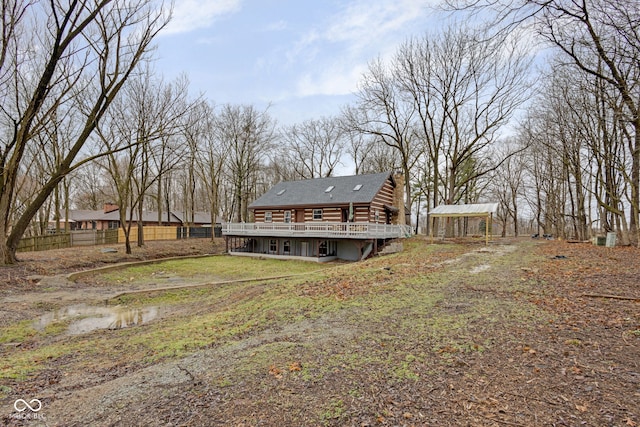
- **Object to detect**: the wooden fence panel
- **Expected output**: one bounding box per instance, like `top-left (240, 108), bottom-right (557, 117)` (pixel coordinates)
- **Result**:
top-left (69, 229), bottom-right (119, 246)
top-left (17, 226), bottom-right (191, 253)
top-left (17, 229), bottom-right (121, 253)
top-left (99, 229), bottom-right (119, 245)
top-left (117, 226), bottom-right (178, 243)
top-left (17, 233), bottom-right (71, 252)
top-left (70, 230), bottom-right (98, 246)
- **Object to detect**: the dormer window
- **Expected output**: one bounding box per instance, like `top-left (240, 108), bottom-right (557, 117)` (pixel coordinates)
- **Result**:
top-left (353, 184), bottom-right (362, 191)
top-left (324, 185), bottom-right (335, 193)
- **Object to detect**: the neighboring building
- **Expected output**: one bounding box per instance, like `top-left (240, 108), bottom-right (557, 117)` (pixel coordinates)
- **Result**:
top-left (222, 171), bottom-right (413, 262)
top-left (51, 205), bottom-right (211, 231)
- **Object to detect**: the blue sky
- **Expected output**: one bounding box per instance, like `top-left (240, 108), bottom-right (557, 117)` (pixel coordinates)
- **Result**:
top-left (155, 0), bottom-right (441, 124)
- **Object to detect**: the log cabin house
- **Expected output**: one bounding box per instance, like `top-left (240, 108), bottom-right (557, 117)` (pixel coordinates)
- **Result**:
top-left (222, 171), bottom-right (412, 261)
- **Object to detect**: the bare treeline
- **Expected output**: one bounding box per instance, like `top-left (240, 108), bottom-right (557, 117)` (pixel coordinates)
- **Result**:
top-left (471, 0), bottom-right (640, 245)
top-left (0, 0), bottom-right (170, 263)
top-left (2, 0), bottom-right (638, 264)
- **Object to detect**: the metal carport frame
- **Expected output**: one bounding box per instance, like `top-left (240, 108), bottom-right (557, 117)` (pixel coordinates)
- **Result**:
top-left (428, 203), bottom-right (499, 245)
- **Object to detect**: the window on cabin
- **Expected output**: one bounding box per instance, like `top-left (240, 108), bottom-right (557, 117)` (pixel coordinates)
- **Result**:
top-left (324, 185), bottom-right (334, 193)
top-left (277, 188), bottom-right (286, 195)
top-left (265, 211), bottom-right (272, 222)
top-left (269, 239), bottom-right (277, 253)
top-left (353, 184), bottom-right (362, 191)
top-left (313, 209), bottom-right (322, 220)
top-left (284, 211), bottom-right (291, 223)
top-left (283, 240), bottom-right (290, 254)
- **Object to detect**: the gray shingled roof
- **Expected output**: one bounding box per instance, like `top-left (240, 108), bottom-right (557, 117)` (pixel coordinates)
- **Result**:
top-left (66, 209), bottom-right (207, 224)
top-left (249, 172), bottom-right (394, 209)
top-left (172, 211), bottom-right (212, 224)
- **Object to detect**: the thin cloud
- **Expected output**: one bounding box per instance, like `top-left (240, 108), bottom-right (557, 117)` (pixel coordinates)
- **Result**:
top-left (162, 0), bottom-right (242, 35)
top-left (295, 0), bottom-right (435, 53)
top-left (289, 0), bottom-right (437, 98)
top-left (324, 0), bottom-right (432, 48)
top-left (295, 62), bottom-right (369, 97)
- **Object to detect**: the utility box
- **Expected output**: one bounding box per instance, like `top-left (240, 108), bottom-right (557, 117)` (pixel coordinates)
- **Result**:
top-left (605, 232), bottom-right (617, 247)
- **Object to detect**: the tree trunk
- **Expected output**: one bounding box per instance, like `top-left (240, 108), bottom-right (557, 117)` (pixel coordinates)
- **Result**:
top-left (64, 179), bottom-right (70, 233)
top-left (632, 123), bottom-right (640, 246)
top-left (137, 202), bottom-right (144, 247)
top-left (157, 174), bottom-right (163, 225)
top-left (0, 232), bottom-right (17, 264)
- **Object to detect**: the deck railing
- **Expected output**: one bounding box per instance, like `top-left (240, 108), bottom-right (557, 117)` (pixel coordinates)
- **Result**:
top-left (222, 222), bottom-right (413, 239)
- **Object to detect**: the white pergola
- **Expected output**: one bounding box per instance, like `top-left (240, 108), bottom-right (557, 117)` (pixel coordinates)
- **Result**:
top-left (428, 203), bottom-right (499, 245)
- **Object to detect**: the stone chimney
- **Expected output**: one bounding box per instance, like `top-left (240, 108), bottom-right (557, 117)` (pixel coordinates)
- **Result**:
top-left (392, 172), bottom-right (406, 225)
top-left (103, 203), bottom-right (118, 213)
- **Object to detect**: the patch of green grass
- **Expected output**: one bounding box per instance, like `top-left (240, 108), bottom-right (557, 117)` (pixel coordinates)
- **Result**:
top-left (1, 345), bottom-right (70, 379)
top-left (98, 255), bottom-right (328, 286)
top-left (32, 301), bottom-right (61, 311)
top-left (391, 353), bottom-right (421, 381)
top-left (113, 282), bottom-right (239, 306)
top-left (0, 320), bottom-right (38, 344)
top-left (298, 363), bottom-right (318, 382)
top-left (41, 320), bottom-right (70, 336)
top-left (0, 384), bottom-right (12, 399)
top-left (320, 398), bottom-right (346, 423)
top-left (347, 388), bottom-right (362, 399)
top-left (214, 377), bottom-right (233, 388)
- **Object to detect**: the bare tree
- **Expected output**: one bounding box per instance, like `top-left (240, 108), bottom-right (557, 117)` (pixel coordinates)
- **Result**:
top-left (490, 139), bottom-right (527, 237)
top-left (97, 70), bottom-right (192, 253)
top-left (586, 76), bottom-right (631, 241)
top-left (267, 148), bottom-right (299, 183)
top-left (396, 26), bottom-right (531, 209)
top-left (70, 161), bottom-right (113, 211)
top-left (447, 0), bottom-right (640, 244)
top-left (143, 75), bottom-right (195, 230)
top-left (526, 65), bottom-right (592, 240)
top-left (358, 138), bottom-right (402, 175)
top-left (279, 116), bottom-right (345, 179)
top-left (215, 104), bottom-right (275, 222)
top-left (0, 0), bottom-right (169, 264)
top-left (519, 107), bottom-right (573, 238)
top-left (344, 57), bottom-right (421, 220)
top-left (343, 128), bottom-right (374, 176)
top-left (187, 100), bottom-right (230, 227)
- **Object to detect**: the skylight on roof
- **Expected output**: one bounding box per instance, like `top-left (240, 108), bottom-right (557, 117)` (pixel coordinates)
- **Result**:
top-left (277, 189), bottom-right (286, 195)
top-left (324, 185), bottom-right (335, 193)
top-left (353, 184), bottom-right (363, 191)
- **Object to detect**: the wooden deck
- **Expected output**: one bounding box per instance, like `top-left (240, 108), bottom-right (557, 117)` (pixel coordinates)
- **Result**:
top-left (222, 222), bottom-right (413, 240)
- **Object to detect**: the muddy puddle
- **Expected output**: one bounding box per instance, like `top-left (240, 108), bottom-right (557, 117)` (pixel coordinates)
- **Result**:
top-left (35, 304), bottom-right (158, 335)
